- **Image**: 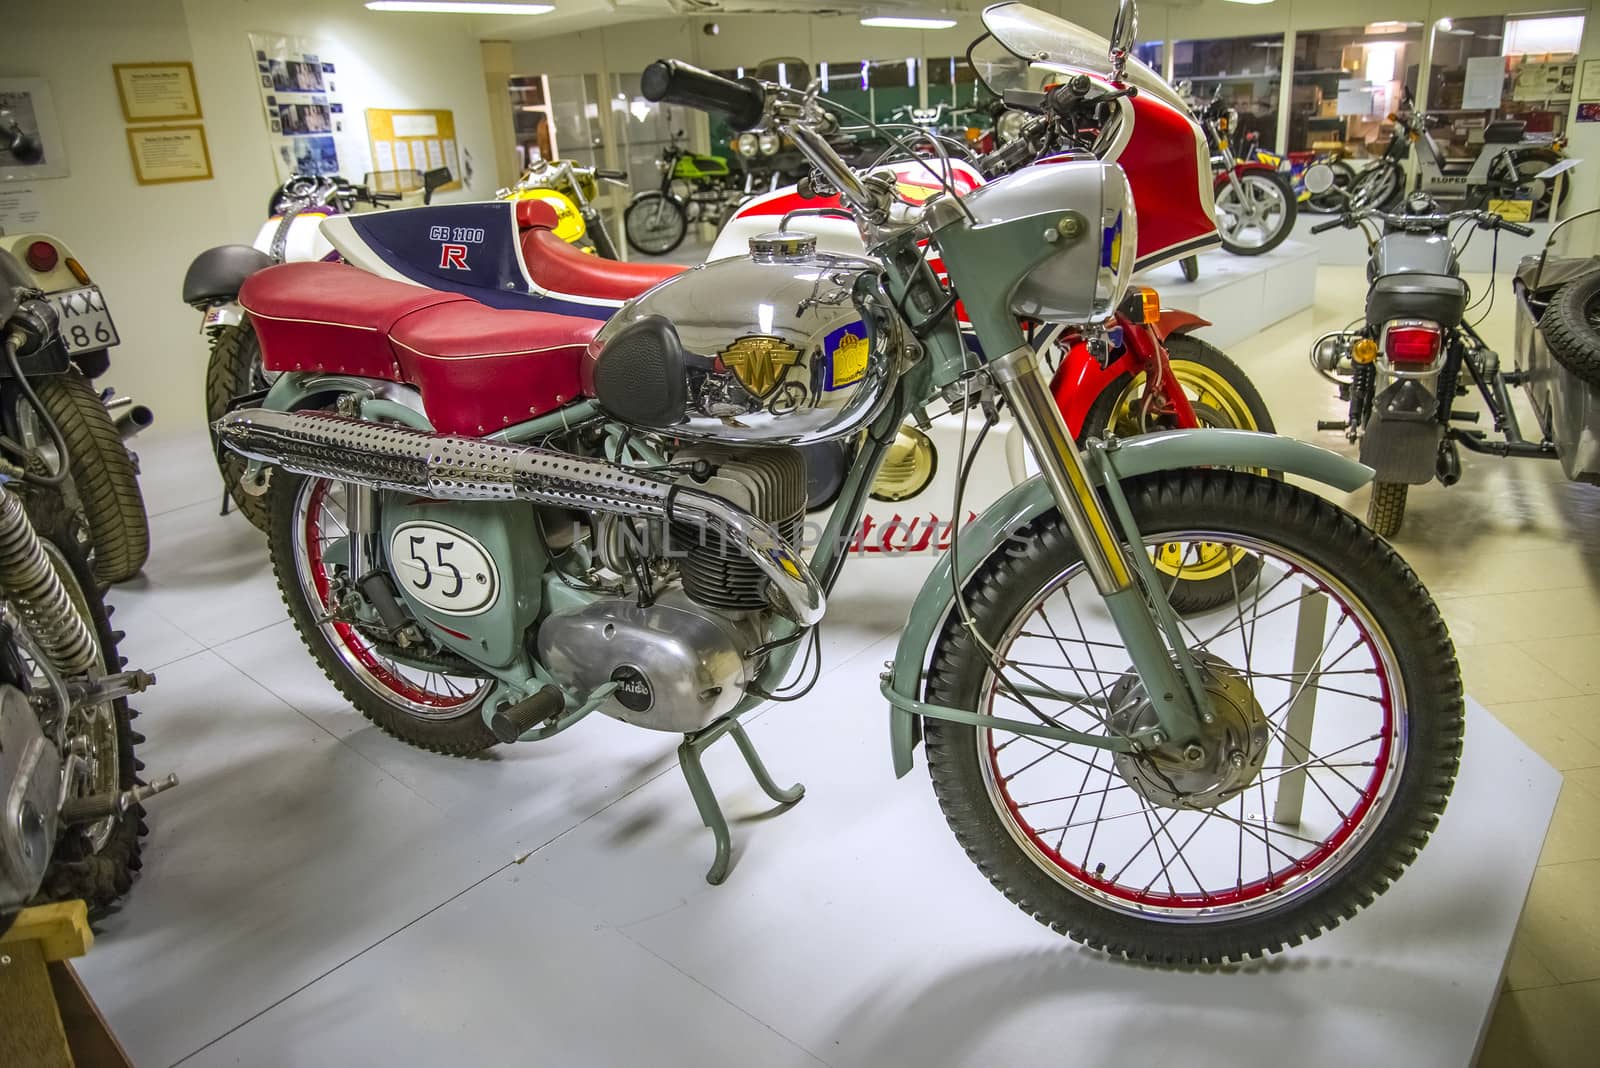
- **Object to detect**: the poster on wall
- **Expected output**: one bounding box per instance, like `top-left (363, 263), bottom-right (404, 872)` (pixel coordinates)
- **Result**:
top-left (247, 32), bottom-right (351, 182)
top-left (0, 78), bottom-right (68, 181)
top-left (1462, 56), bottom-right (1506, 111)
top-left (366, 108), bottom-right (460, 193)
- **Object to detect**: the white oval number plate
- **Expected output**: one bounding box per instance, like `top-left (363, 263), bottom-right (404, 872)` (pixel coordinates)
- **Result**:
top-left (389, 522), bottom-right (500, 616)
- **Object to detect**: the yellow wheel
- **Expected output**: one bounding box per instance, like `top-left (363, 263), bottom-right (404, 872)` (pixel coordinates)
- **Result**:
top-left (1082, 334), bottom-right (1276, 614)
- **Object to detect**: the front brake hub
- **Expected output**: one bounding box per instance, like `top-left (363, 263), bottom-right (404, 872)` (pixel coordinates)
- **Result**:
top-left (1106, 652), bottom-right (1271, 809)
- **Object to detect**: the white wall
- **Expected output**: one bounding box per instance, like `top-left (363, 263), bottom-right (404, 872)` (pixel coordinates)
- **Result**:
top-left (0, 0), bottom-right (497, 430)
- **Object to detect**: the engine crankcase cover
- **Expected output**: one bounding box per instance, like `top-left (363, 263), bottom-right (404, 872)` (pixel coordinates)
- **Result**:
top-left (0, 683), bottom-right (60, 911)
top-left (536, 590), bottom-right (760, 733)
top-left (583, 252), bottom-right (900, 446)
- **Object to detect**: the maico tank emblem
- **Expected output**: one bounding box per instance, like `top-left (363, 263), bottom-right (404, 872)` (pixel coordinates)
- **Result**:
top-left (719, 335), bottom-right (801, 398)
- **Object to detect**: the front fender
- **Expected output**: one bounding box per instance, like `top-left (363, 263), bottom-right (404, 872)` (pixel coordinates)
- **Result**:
top-left (885, 429), bottom-right (1372, 777)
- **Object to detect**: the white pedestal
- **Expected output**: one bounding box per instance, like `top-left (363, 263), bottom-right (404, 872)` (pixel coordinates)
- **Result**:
top-left (1136, 240), bottom-right (1321, 349)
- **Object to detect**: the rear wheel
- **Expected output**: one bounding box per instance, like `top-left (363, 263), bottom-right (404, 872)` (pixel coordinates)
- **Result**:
top-left (29, 372), bottom-right (150, 586)
top-left (269, 472), bottom-right (497, 754)
top-left (625, 193), bottom-right (688, 256)
top-left (1367, 481), bottom-right (1408, 538)
top-left (1352, 159), bottom-right (1405, 213)
top-left (1503, 148), bottom-right (1567, 220)
top-left (1214, 171), bottom-right (1296, 256)
top-left (924, 472), bottom-right (1463, 964)
top-left (205, 323), bottom-right (271, 532)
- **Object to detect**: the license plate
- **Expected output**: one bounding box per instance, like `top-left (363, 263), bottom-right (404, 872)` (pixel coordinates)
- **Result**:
top-left (48, 286), bottom-right (120, 354)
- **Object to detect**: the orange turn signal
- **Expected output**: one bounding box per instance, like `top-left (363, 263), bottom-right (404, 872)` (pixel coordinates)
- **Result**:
top-left (1353, 338), bottom-right (1378, 364)
top-left (64, 257), bottom-right (90, 285)
top-left (1118, 286), bottom-right (1160, 325)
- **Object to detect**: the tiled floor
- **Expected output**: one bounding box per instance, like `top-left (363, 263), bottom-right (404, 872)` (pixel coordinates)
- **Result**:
top-left (1221, 263), bottom-right (1600, 1067)
top-left (96, 257), bottom-right (1594, 1064)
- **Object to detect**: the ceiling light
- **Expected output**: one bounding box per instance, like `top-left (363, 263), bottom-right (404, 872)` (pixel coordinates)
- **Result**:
top-left (365, 2), bottom-right (554, 13)
top-left (1220, 0), bottom-right (1276, 6)
top-left (860, 16), bottom-right (958, 29)
top-left (1366, 22), bottom-right (1409, 34)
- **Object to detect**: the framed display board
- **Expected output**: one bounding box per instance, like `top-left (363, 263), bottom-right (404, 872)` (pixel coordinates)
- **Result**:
top-left (125, 124), bottom-right (213, 184)
top-left (366, 108), bottom-right (460, 192)
top-left (113, 62), bottom-right (202, 123)
top-left (0, 78), bottom-right (68, 181)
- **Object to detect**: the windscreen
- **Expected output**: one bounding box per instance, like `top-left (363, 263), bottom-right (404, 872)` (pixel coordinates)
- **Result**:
top-left (977, 2), bottom-right (1189, 115)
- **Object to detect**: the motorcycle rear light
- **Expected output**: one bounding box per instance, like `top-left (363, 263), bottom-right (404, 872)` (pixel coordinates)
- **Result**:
top-left (1382, 320), bottom-right (1442, 365)
top-left (24, 240), bottom-right (57, 273)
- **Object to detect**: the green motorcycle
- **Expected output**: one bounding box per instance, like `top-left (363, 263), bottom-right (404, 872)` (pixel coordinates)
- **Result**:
top-left (218, 0), bottom-right (1463, 964)
top-left (624, 131), bottom-right (739, 255)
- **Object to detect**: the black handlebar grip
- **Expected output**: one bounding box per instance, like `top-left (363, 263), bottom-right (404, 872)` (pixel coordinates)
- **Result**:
top-left (1503, 220), bottom-right (1535, 237)
top-left (1310, 218), bottom-right (1345, 234)
top-left (595, 169), bottom-right (628, 181)
top-left (641, 60), bottom-right (765, 131)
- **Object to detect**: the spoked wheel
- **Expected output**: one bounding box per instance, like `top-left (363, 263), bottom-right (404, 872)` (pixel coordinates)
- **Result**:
top-left (1504, 148), bottom-right (1567, 220)
top-left (1214, 172), bottom-right (1295, 255)
top-left (269, 472), bottom-right (496, 754)
top-left (624, 192), bottom-right (688, 255)
top-left (1351, 159), bottom-right (1405, 213)
top-left (1083, 335), bottom-right (1276, 614)
top-left (924, 472), bottom-right (1463, 964)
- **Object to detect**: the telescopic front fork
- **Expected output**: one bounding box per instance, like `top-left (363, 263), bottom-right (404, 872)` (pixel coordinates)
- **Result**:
top-left (987, 346), bottom-right (1214, 746)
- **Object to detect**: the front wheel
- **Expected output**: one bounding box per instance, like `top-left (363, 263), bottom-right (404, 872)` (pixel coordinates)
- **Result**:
top-left (624, 193), bottom-right (688, 256)
top-left (1214, 171), bottom-right (1296, 256)
top-left (924, 472), bottom-right (1463, 964)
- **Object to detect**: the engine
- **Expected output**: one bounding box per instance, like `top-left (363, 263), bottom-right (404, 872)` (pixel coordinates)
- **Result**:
top-left (537, 445), bottom-right (809, 733)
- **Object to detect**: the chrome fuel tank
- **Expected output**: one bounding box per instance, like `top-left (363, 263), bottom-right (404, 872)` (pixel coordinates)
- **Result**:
top-left (581, 237), bottom-right (900, 446)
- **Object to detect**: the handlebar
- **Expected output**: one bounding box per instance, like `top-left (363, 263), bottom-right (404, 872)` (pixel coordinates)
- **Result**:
top-left (594, 168), bottom-right (628, 181)
top-left (1312, 203), bottom-right (1536, 238)
top-left (1310, 218), bottom-right (1344, 235)
top-left (641, 60), bottom-right (765, 131)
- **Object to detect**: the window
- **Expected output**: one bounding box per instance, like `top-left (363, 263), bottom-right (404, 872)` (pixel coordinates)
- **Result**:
top-left (1288, 23), bottom-right (1424, 159)
top-left (1426, 15), bottom-right (1583, 153)
top-left (1173, 35), bottom-right (1284, 152)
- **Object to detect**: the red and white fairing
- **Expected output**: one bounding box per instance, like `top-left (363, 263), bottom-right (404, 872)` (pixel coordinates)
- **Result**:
top-left (708, 79), bottom-right (1217, 271)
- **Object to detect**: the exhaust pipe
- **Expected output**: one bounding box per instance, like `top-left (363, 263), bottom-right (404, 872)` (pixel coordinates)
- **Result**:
top-left (105, 396), bottom-right (154, 440)
top-left (214, 409), bottom-right (823, 624)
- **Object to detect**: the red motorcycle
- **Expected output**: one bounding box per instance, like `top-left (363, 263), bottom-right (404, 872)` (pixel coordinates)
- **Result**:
top-left (1191, 84), bottom-right (1298, 255)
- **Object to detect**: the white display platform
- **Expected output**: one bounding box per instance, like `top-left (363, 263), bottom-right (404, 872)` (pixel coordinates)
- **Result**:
top-left (1135, 239), bottom-right (1320, 349)
top-left (1290, 214), bottom-right (1553, 274)
top-left (80, 545), bottom-right (1559, 1068)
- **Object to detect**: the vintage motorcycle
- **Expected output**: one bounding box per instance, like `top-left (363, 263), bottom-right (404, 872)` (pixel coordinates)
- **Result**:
top-left (623, 132), bottom-right (740, 255)
top-left (1310, 178), bottom-right (1536, 536)
top-left (0, 249), bottom-right (176, 923)
top-left (1192, 85), bottom-right (1298, 256)
top-left (2, 112), bottom-right (153, 587)
top-left (1349, 87), bottom-right (1568, 218)
top-left (216, 1), bottom-right (1462, 964)
top-left (500, 158), bottom-right (629, 259)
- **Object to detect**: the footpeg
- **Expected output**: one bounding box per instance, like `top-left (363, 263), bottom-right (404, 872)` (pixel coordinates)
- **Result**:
top-left (60, 772), bottom-right (179, 824)
top-left (490, 686), bottom-right (565, 743)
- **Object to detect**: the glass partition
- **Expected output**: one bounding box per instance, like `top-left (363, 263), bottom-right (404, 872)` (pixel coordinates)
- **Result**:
top-left (1288, 23), bottom-right (1424, 159)
top-left (818, 58), bottom-right (920, 124)
top-left (1425, 14), bottom-right (1583, 156)
top-left (1172, 35), bottom-right (1283, 152)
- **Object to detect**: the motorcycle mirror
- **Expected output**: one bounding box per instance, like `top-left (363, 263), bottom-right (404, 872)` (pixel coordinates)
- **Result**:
top-left (1303, 162), bottom-right (1337, 196)
top-left (1109, 0), bottom-right (1138, 83)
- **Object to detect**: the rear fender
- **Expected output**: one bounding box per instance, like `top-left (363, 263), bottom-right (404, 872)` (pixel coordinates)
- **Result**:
top-left (261, 372), bottom-right (432, 430)
top-left (884, 429), bottom-right (1373, 776)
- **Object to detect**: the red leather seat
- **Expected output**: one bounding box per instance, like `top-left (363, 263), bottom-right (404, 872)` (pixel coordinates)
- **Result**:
top-left (515, 198), bottom-right (685, 302)
top-left (390, 301), bottom-right (598, 435)
top-left (241, 262), bottom-right (469, 380)
top-left (240, 261), bottom-right (598, 436)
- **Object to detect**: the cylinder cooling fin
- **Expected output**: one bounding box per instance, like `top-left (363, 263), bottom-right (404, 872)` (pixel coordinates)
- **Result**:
top-left (672, 446), bottom-right (807, 613)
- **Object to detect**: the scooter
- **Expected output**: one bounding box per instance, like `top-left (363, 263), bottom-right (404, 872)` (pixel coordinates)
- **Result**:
top-left (1350, 87), bottom-right (1568, 218)
top-left (1, 111), bottom-right (152, 586)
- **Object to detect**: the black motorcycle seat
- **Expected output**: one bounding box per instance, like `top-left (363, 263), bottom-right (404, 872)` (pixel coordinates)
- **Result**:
top-left (1483, 120), bottom-right (1528, 144)
top-left (1367, 273), bottom-right (1470, 330)
top-left (183, 244), bottom-right (276, 306)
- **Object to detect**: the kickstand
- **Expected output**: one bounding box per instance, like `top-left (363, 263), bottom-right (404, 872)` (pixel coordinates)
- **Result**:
top-left (676, 717), bottom-right (805, 885)
top-left (218, 488), bottom-right (233, 517)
